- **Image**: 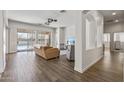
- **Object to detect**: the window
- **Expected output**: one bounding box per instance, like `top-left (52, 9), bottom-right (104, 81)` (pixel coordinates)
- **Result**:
top-left (114, 32), bottom-right (124, 50)
top-left (37, 32), bottom-right (50, 46)
top-left (114, 32), bottom-right (124, 42)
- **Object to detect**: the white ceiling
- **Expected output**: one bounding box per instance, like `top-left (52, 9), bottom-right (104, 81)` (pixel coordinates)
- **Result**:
top-left (99, 10), bottom-right (124, 24)
top-left (6, 10), bottom-right (65, 27)
top-left (7, 10), bottom-right (124, 26)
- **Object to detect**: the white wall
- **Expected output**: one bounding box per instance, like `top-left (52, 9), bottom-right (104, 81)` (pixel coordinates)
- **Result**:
top-left (7, 20), bottom-right (56, 53)
top-left (84, 11), bottom-right (104, 73)
top-left (9, 27), bottom-right (17, 53)
top-left (55, 27), bottom-right (60, 48)
top-left (0, 11), bottom-right (6, 73)
top-left (4, 11), bottom-right (9, 54)
top-left (0, 11), bottom-right (4, 73)
top-left (65, 25), bottom-right (75, 43)
top-left (86, 47), bottom-right (103, 71)
top-left (104, 22), bottom-right (124, 33)
top-left (55, 27), bottom-right (66, 48)
top-left (59, 27), bottom-right (66, 43)
top-left (51, 30), bottom-right (56, 47)
top-left (86, 11), bottom-right (103, 50)
top-left (74, 11), bottom-right (86, 73)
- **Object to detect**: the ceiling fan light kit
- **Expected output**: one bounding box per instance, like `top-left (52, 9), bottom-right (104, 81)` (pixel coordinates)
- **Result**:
top-left (45, 18), bottom-right (58, 25)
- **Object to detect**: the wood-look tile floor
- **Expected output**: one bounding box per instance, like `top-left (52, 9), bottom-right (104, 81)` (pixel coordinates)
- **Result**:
top-left (0, 51), bottom-right (123, 82)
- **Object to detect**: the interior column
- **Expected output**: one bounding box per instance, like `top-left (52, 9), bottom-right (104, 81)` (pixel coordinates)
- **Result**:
top-left (74, 11), bottom-right (86, 73)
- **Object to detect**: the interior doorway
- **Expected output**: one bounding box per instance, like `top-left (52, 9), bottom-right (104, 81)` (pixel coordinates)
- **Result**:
top-left (104, 33), bottom-right (110, 51)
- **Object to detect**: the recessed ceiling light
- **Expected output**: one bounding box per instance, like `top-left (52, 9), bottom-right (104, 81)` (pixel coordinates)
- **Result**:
top-left (115, 19), bottom-right (119, 22)
top-left (112, 12), bottom-right (116, 15)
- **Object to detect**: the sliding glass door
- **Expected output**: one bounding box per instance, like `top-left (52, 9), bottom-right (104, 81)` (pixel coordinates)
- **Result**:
top-left (17, 29), bottom-right (51, 51)
top-left (17, 31), bottom-right (35, 51)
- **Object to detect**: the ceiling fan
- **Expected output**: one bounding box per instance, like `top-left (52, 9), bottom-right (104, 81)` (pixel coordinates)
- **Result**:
top-left (44, 10), bottom-right (67, 25)
top-left (45, 18), bottom-right (58, 25)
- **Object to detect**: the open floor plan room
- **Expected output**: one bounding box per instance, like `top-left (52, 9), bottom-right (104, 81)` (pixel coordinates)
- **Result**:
top-left (0, 10), bottom-right (124, 82)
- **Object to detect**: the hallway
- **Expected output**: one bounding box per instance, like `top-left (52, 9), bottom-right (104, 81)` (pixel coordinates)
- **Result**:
top-left (0, 50), bottom-right (123, 82)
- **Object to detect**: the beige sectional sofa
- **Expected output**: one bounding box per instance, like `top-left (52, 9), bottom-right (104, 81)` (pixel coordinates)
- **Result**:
top-left (34, 46), bottom-right (60, 60)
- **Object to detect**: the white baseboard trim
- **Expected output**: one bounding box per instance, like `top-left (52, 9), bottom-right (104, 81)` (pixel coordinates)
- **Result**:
top-left (82, 55), bottom-right (103, 73)
top-left (74, 67), bottom-right (84, 73)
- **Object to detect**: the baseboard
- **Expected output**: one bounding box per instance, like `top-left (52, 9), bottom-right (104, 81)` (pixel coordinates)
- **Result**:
top-left (74, 67), bottom-right (84, 73)
top-left (82, 55), bottom-right (103, 73)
